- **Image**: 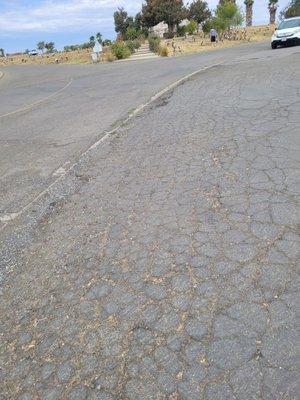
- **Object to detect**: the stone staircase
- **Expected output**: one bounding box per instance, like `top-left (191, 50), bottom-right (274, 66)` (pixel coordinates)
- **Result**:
top-left (129, 42), bottom-right (159, 61)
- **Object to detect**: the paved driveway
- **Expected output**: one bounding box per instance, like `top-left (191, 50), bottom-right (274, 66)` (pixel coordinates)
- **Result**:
top-left (0, 45), bottom-right (299, 399)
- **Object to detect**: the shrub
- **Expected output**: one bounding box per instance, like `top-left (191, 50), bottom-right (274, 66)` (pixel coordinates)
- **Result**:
top-left (111, 42), bottom-right (131, 59)
top-left (202, 18), bottom-right (215, 34)
top-left (177, 26), bottom-right (186, 37)
top-left (103, 51), bottom-right (116, 62)
top-left (126, 39), bottom-right (141, 54)
top-left (148, 36), bottom-right (161, 53)
top-left (164, 31), bottom-right (175, 39)
top-left (159, 45), bottom-right (168, 57)
top-left (102, 39), bottom-right (112, 46)
top-left (281, 0), bottom-right (300, 19)
top-left (132, 39), bottom-right (141, 49)
top-left (186, 20), bottom-right (198, 35)
top-left (126, 41), bottom-right (136, 53)
top-left (125, 27), bottom-right (140, 40)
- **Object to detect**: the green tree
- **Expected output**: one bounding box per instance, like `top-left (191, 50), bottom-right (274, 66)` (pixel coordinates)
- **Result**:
top-left (215, 1), bottom-right (244, 30)
top-left (125, 26), bottom-right (140, 40)
top-left (244, 0), bottom-right (254, 26)
top-left (102, 39), bottom-right (112, 46)
top-left (45, 42), bottom-right (55, 53)
top-left (268, 0), bottom-right (279, 24)
top-left (64, 45), bottom-right (79, 52)
top-left (186, 20), bottom-right (198, 34)
top-left (114, 7), bottom-right (130, 37)
top-left (280, 0), bottom-right (300, 19)
top-left (188, 0), bottom-right (212, 24)
top-left (81, 42), bottom-right (92, 49)
top-left (141, 0), bottom-right (185, 32)
top-left (89, 36), bottom-right (95, 47)
top-left (134, 12), bottom-right (143, 30)
top-left (219, 0), bottom-right (236, 4)
top-left (37, 41), bottom-right (45, 53)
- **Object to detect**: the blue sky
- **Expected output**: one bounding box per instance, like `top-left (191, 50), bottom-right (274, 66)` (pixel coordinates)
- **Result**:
top-left (0, 0), bottom-right (290, 53)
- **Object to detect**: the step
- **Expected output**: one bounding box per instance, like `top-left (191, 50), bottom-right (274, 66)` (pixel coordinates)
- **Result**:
top-left (129, 54), bottom-right (159, 60)
top-left (135, 50), bottom-right (153, 55)
top-left (131, 52), bottom-right (158, 57)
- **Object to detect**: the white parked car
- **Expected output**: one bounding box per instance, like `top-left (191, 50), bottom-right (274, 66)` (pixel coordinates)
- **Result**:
top-left (271, 17), bottom-right (300, 49)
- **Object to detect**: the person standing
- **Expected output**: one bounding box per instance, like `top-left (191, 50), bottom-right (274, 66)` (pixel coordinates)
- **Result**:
top-left (210, 28), bottom-right (218, 46)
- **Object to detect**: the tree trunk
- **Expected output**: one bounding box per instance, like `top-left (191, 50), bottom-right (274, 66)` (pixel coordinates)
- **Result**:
top-left (246, 4), bottom-right (253, 27)
top-left (269, 5), bottom-right (277, 24)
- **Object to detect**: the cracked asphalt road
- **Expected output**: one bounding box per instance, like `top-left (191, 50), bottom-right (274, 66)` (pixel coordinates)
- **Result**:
top-left (1, 48), bottom-right (300, 399)
top-left (0, 42), bottom-right (296, 218)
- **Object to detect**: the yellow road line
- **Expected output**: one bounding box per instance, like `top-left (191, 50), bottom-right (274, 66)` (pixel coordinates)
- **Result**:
top-left (0, 78), bottom-right (73, 119)
top-left (0, 63), bottom-right (221, 229)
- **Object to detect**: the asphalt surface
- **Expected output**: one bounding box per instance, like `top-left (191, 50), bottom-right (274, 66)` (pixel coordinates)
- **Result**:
top-left (0, 44), bottom-right (300, 399)
top-left (0, 41), bottom-right (297, 219)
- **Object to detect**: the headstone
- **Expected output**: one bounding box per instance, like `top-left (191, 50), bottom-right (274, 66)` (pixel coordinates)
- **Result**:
top-left (179, 19), bottom-right (189, 28)
top-left (93, 41), bottom-right (103, 54)
top-left (91, 52), bottom-right (98, 62)
top-left (151, 22), bottom-right (169, 38)
top-left (92, 40), bottom-right (102, 63)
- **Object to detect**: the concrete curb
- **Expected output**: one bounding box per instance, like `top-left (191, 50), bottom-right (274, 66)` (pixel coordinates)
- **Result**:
top-left (0, 62), bottom-right (221, 226)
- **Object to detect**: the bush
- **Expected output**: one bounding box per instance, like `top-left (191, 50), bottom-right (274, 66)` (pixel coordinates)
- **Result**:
top-left (103, 51), bottom-right (116, 62)
top-left (186, 20), bottom-right (198, 35)
top-left (126, 41), bottom-right (136, 54)
top-left (133, 39), bottom-right (141, 49)
top-left (125, 27), bottom-right (140, 40)
top-left (159, 45), bottom-right (168, 57)
top-left (102, 39), bottom-right (112, 46)
top-left (111, 42), bottom-right (131, 59)
top-left (148, 36), bottom-right (161, 53)
top-left (126, 39), bottom-right (141, 54)
top-left (177, 26), bottom-right (187, 37)
top-left (281, 0), bottom-right (300, 18)
top-left (164, 31), bottom-right (175, 39)
top-left (203, 18), bottom-right (223, 34)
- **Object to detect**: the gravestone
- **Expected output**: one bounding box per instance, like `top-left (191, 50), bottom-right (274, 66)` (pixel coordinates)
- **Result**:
top-left (91, 40), bottom-right (103, 62)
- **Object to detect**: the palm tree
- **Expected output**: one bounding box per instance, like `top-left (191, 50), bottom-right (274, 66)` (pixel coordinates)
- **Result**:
top-left (244, 0), bottom-right (254, 26)
top-left (89, 36), bottom-right (95, 47)
top-left (96, 32), bottom-right (103, 44)
top-left (268, 0), bottom-right (279, 24)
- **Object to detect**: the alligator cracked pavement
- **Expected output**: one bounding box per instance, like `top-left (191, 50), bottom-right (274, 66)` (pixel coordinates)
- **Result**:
top-left (1, 52), bottom-right (300, 399)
